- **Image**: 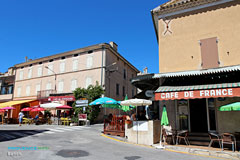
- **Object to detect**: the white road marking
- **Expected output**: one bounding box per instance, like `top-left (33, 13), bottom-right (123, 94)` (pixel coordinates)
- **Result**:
top-left (45, 131), bottom-right (55, 134)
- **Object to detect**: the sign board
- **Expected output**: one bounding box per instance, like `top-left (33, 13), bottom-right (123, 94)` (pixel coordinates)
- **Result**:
top-left (48, 96), bottom-right (75, 101)
top-left (76, 100), bottom-right (88, 107)
top-left (78, 114), bottom-right (87, 120)
top-left (145, 90), bottom-right (155, 98)
top-left (155, 88), bottom-right (240, 101)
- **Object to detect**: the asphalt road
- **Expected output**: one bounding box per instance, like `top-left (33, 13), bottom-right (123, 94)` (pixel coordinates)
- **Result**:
top-left (0, 124), bottom-right (219, 160)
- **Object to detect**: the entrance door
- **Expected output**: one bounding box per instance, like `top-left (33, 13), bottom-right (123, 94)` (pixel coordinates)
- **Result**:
top-left (189, 99), bottom-right (208, 132)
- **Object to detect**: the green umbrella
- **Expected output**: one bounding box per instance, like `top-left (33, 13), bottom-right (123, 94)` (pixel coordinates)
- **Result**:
top-left (219, 102), bottom-right (240, 111)
top-left (161, 106), bottom-right (169, 125)
top-left (158, 105), bottom-right (169, 149)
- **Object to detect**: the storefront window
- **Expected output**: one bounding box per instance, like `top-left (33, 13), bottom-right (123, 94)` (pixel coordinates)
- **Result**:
top-left (178, 100), bottom-right (189, 130)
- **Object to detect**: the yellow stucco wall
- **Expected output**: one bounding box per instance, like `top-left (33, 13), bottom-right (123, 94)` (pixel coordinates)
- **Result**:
top-left (158, 3), bottom-right (240, 73)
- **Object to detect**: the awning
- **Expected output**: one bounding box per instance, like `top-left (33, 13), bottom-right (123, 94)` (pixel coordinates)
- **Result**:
top-left (0, 100), bottom-right (36, 109)
top-left (155, 82), bottom-right (240, 101)
top-left (153, 65), bottom-right (240, 78)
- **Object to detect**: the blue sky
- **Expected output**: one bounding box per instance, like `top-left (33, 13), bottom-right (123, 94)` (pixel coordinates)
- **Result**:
top-left (0, 0), bottom-right (169, 73)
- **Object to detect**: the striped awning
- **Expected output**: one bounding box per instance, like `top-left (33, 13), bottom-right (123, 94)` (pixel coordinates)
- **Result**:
top-left (153, 65), bottom-right (240, 78)
top-left (156, 82), bottom-right (240, 93)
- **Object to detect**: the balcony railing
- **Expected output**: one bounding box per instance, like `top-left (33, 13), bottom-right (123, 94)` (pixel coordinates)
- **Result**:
top-left (37, 90), bottom-right (56, 99)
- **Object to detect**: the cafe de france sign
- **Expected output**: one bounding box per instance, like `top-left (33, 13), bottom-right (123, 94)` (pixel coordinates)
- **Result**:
top-left (155, 88), bottom-right (240, 101)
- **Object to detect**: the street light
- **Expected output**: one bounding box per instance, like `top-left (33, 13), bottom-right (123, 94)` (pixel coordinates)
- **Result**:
top-left (45, 66), bottom-right (57, 92)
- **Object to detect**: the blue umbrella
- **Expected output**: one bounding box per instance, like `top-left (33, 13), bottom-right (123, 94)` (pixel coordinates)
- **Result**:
top-left (89, 97), bottom-right (119, 106)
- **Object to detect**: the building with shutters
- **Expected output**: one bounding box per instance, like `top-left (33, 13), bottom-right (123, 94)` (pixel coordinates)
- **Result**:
top-left (128, 0), bottom-right (240, 146)
top-left (0, 42), bottom-right (139, 121)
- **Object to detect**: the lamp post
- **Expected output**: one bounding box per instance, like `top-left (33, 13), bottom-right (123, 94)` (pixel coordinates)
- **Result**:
top-left (45, 66), bottom-right (57, 92)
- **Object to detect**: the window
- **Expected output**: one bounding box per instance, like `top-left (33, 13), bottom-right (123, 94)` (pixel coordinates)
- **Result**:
top-left (17, 87), bottom-right (21, 97)
top-left (47, 64), bottom-right (53, 75)
top-left (37, 66), bottom-right (42, 77)
top-left (60, 62), bottom-right (65, 73)
top-left (26, 85), bottom-right (31, 96)
top-left (1, 87), bottom-right (6, 95)
top-left (123, 69), bottom-right (126, 79)
top-left (86, 56), bottom-right (93, 69)
top-left (19, 70), bottom-right (24, 80)
top-left (116, 83), bottom-right (119, 95)
top-left (71, 79), bottom-right (77, 91)
top-left (72, 59), bottom-right (78, 71)
top-left (85, 77), bottom-right (92, 88)
top-left (58, 81), bottom-right (64, 93)
top-left (8, 86), bottom-right (13, 94)
top-left (36, 84), bottom-right (41, 94)
top-left (28, 68), bottom-right (32, 79)
top-left (122, 86), bottom-right (125, 97)
top-left (46, 82), bottom-right (52, 90)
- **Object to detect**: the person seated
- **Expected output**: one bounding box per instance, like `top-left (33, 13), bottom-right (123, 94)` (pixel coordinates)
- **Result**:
top-left (34, 114), bottom-right (39, 123)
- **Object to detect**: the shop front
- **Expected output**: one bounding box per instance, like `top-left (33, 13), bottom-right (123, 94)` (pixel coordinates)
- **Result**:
top-left (155, 83), bottom-right (240, 134)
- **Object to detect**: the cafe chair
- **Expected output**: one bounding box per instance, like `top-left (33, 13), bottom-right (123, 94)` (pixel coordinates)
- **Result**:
top-left (176, 130), bottom-right (190, 145)
top-left (208, 131), bottom-right (222, 148)
top-left (221, 133), bottom-right (237, 152)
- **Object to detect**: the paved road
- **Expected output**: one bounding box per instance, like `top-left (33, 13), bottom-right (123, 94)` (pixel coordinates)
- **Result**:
top-left (0, 124), bottom-right (219, 160)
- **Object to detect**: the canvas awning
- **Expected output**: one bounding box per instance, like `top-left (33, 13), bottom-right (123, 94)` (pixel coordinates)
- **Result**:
top-left (155, 82), bottom-right (240, 101)
top-left (153, 65), bottom-right (240, 78)
top-left (0, 100), bottom-right (36, 109)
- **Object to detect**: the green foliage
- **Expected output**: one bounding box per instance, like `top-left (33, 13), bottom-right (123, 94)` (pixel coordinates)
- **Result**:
top-left (72, 81), bottom-right (104, 123)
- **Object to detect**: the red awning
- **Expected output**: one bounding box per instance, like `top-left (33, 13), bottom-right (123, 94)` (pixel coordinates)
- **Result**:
top-left (155, 82), bottom-right (240, 101)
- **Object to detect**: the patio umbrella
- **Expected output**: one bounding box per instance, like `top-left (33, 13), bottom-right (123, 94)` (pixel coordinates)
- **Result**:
top-left (31, 107), bottom-right (45, 112)
top-left (56, 105), bottom-right (72, 109)
top-left (120, 98), bottom-right (152, 106)
top-left (89, 97), bottom-right (119, 105)
top-left (219, 102), bottom-right (240, 111)
top-left (1, 106), bottom-right (16, 110)
top-left (158, 105), bottom-right (169, 149)
top-left (40, 102), bottom-right (62, 109)
top-left (21, 107), bottom-right (33, 111)
top-left (120, 95), bottom-right (135, 112)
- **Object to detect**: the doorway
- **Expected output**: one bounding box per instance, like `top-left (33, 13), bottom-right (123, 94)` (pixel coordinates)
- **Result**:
top-left (189, 99), bottom-right (208, 133)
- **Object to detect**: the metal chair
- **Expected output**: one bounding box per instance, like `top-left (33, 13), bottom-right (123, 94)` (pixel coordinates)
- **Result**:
top-left (176, 130), bottom-right (190, 145)
top-left (221, 133), bottom-right (237, 152)
top-left (208, 131), bottom-right (222, 148)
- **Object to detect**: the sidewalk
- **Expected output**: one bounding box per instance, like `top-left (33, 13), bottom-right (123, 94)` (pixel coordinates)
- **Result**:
top-left (102, 133), bottom-right (240, 160)
top-left (153, 143), bottom-right (240, 160)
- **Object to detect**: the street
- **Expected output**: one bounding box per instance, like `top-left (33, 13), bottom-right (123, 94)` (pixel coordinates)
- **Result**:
top-left (0, 124), bottom-right (219, 160)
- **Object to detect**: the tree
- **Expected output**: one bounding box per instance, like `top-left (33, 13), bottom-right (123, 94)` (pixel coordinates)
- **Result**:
top-left (72, 81), bottom-right (104, 123)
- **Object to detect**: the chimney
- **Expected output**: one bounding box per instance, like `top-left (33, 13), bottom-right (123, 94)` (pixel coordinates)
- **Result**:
top-left (25, 56), bottom-right (28, 62)
top-left (109, 41), bottom-right (118, 51)
top-left (143, 67), bottom-right (148, 74)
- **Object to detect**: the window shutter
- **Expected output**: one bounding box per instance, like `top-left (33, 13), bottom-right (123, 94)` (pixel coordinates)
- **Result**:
top-left (46, 82), bottom-right (52, 90)
top-left (86, 56), bottom-right (93, 68)
top-left (19, 71), bottom-right (23, 80)
top-left (38, 67), bottom-right (42, 77)
top-left (26, 86), bottom-right (31, 96)
top-left (36, 84), bottom-right (41, 94)
top-left (48, 64), bottom-right (53, 75)
top-left (73, 59), bottom-right (78, 71)
top-left (60, 62), bottom-right (65, 73)
top-left (58, 81), bottom-right (64, 93)
top-left (85, 77), bottom-right (92, 88)
top-left (17, 87), bottom-right (21, 97)
top-left (71, 79), bottom-right (77, 91)
top-left (28, 68), bottom-right (32, 78)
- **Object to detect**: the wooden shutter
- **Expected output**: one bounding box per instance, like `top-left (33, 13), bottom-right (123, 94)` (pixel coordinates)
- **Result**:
top-left (200, 37), bottom-right (219, 69)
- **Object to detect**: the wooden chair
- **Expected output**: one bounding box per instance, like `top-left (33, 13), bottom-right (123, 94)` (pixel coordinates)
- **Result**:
top-left (176, 130), bottom-right (190, 145)
top-left (221, 133), bottom-right (237, 152)
top-left (208, 131), bottom-right (222, 148)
